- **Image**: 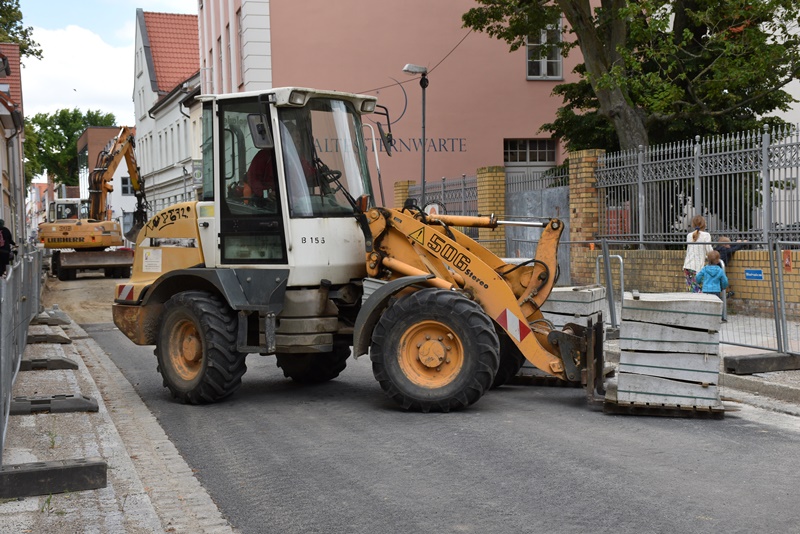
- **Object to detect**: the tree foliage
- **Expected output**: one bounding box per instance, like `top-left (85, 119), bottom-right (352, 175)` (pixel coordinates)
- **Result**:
top-left (26, 109), bottom-right (116, 186)
top-left (0, 0), bottom-right (42, 59)
top-left (463, 0), bottom-right (800, 150)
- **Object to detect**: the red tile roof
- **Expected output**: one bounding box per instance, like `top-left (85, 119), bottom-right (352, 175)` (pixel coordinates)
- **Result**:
top-left (142, 12), bottom-right (199, 94)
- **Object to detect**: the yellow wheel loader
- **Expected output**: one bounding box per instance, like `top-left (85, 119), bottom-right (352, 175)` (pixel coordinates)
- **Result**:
top-left (112, 87), bottom-right (604, 411)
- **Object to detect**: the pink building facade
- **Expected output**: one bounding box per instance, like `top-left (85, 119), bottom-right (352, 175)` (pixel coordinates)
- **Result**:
top-left (198, 0), bottom-right (584, 191)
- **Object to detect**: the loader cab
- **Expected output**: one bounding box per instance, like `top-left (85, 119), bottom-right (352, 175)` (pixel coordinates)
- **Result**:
top-left (200, 88), bottom-right (377, 284)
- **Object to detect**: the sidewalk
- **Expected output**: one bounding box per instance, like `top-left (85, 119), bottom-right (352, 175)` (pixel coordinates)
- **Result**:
top-left (1, 312), bottom-right (800, 533)
top-left (0, 315), bottom-right (236, 533)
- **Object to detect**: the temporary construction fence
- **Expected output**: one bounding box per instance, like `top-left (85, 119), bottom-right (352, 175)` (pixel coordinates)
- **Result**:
top-left (0, 249), bottom-right (43, 464)
top-left (501, 238), bottom-right (799, 356)
top-left (596, 124), bottom-right (800, 243)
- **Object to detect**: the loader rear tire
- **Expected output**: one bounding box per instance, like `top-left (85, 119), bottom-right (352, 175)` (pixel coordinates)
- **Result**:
top-left (155, 291), bottom-right (247, 404)
top-left (370, 288), bottom-right (500, 412)
top-left (275, 345), bottom-right (350, 384)
top-left (491, 333), bottom-right (526, 389)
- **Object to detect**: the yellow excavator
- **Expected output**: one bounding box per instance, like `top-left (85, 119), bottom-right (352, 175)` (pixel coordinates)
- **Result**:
top-left (112, 87), bottom-right (604, 411)
top-left (39, 126), bottom-right (148, 281)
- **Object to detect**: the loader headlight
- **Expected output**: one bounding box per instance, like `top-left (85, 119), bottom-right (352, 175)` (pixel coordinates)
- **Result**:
top-left (289, 91), bottom-right (307, 106)
top-left (361, 100), bottom-right (376, 113)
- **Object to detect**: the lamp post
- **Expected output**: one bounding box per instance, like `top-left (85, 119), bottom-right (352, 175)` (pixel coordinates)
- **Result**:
top-left (403, 63), bottom-right (428, 205)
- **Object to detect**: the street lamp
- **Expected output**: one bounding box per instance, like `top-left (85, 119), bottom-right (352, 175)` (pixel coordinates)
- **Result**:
top-left (403, 63), bottom-right (428, 205)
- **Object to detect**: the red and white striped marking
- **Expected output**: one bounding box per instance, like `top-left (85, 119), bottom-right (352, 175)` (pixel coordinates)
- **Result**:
top-left (118, 284), bottom-right (134, 301)
top-left (496, 309), bottom-right (531, 342)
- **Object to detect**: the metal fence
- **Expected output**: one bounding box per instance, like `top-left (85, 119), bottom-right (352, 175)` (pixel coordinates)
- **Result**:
top-left (506, 166), bottom-right (569, 194)
top-left (407, 174), bottom-right (478, 216)
top-left (596, 124), bottom-right (800, 242)
top-left (1, 248), bottom-right (43, 464)
top-left (406, 167), bottom-right (570, 217)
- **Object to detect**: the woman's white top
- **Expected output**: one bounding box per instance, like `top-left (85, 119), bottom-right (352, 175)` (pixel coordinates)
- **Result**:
top-left (683, 230), bottom-right (713, 272)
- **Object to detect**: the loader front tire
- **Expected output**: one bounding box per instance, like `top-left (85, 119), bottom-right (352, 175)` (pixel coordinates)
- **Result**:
top-left (491, 333), bottom-right (526, 389)
top-left (155, 291), bottom-right (247, 404)
top-left (276, 345), bottom-right (350, 384)
top-left (370, 288), bottom-right (500, 412)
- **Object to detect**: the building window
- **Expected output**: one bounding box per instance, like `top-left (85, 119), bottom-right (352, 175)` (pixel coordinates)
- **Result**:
top-left (527, 21), bottom-right (562, 80)
top-left (504, 139), bottom-right (557, 164)
top-left (121, 175), bottom-right (134, 195)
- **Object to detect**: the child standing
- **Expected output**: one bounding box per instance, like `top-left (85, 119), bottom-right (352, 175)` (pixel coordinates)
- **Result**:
top-left (683, 215), bottom-right (713, 293)
top-left (714, 236), bottom-right (747, 321)
top-left (696, 250), bottom-right (729, 321)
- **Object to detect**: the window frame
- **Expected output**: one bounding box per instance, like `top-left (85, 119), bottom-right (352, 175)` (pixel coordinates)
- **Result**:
top-left (526, 18), bottom-right (563, 81)
top-left (503, 139), bottom-right (557, 166)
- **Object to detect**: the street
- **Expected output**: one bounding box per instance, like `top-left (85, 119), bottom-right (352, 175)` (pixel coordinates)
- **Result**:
top-left (46, 275), bottom-right (800, 533)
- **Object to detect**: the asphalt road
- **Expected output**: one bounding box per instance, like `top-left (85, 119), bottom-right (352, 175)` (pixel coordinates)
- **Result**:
top-left (86, 324), bottom-right (800, 534)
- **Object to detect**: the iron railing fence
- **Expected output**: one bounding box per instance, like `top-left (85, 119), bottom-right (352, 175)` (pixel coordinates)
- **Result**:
top-left (506, 165), bottom-right (569, 193)
top-left (407, 174), bottom-right (478, 216)
top-left (597, 125), bottom-right (800, 243)
top-left (408, 175), bottom-right (478, 238)
top-left (1, 248), bottom-right (43, 464)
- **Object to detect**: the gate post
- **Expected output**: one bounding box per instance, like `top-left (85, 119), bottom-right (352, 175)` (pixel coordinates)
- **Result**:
top-left (637, 145), bottom-right (645, 247)
top-left (694, 135), bottom-right (702, 217)
top-left (568, 149), bottom-right (605, 285)
top-left (762, 125), bottom-right (771, 244)
top-left (476, 166), bottom-right (506, 256)
top-left (393, 180), bottom-right (416, 208)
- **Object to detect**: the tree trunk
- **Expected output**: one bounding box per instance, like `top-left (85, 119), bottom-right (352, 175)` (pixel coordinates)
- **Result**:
top-left (559, 0), bottom-right (649, 149)
top-left (594, 87), bottom-right (649, 150)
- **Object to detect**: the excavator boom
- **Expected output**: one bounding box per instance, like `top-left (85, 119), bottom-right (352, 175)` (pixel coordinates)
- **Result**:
top-left (87, 126), bottom-right (148, 241)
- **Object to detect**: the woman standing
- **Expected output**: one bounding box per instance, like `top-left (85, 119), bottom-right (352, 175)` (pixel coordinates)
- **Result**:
top-left (683, 215), bottom-right (713, 293)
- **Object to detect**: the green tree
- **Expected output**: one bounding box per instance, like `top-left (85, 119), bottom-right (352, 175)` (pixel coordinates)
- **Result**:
top-left (0, 0), bottom-right (42, 59)
top-left (26, 108), bottom-right (116, 186)
top-left (22, 120), bottom-right (41, 184)
top-left (463, 0), bottom-right (800, 150)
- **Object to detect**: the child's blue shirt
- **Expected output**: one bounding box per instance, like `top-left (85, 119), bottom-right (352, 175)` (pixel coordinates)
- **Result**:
top-left (696, 264), bottom-right (728, 293)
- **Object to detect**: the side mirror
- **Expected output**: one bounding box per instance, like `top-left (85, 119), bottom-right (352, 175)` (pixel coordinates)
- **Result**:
top-left (373, 105), bottom-right (393, 157)
top-left (377, 122), bottom-right (393, 157)
top-left (248, 114), bottom-right (274, 149)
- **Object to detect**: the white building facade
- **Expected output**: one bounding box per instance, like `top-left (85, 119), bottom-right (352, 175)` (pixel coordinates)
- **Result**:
top-left (133, 9), bottom-right (202, 215)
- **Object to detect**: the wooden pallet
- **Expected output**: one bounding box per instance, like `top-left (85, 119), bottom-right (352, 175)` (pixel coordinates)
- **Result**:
top-left (603, 400), bottom-right (726, 419)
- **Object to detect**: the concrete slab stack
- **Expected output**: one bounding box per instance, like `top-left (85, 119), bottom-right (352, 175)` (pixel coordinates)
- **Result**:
top-left (515, 286), bottom-right (606, 381)
top-left (605, 292), bottom-right (724, 413)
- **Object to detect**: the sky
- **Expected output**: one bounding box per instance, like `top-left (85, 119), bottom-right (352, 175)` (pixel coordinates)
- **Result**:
top-left (18, 0), bottom-right (197, 126)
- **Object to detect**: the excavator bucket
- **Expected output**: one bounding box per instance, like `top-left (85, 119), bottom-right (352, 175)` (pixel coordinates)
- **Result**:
top-left (124, 205), bottom-right (148, 242)
top-left (124, 221), bottom-right (143, 243)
